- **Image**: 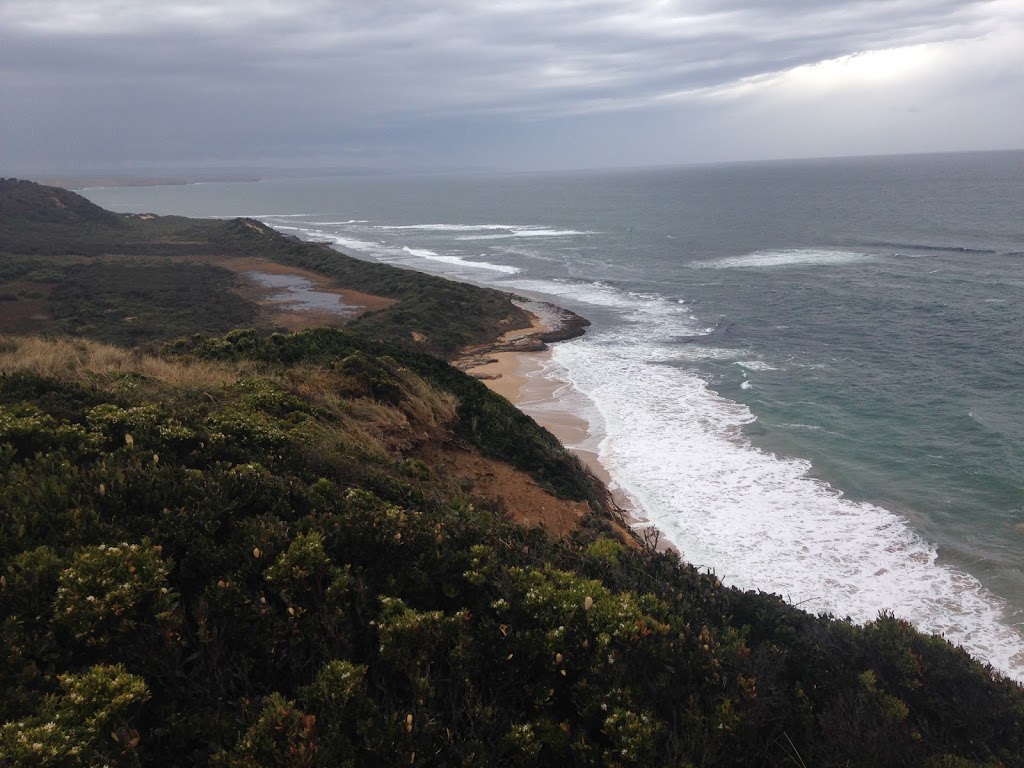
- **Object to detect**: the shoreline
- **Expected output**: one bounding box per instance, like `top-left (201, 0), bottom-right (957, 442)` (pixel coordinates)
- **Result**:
top-left (457, 304), bottom-right (674, 554)
top-left (225, 220), bottom-right (669, 553)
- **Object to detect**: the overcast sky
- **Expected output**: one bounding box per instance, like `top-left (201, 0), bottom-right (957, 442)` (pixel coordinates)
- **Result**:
top-left (2, 0), bottom-right (1022, 173)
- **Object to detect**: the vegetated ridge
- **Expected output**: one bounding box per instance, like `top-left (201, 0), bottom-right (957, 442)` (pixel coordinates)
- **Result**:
top-left (0, 180), bottom-right (1022, 767)
top-left (0, 178), bottom-right (535, 356)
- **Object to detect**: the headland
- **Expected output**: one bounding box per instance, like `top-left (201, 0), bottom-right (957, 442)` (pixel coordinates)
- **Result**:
top-left (1, 177), bottom-right (1021, 767)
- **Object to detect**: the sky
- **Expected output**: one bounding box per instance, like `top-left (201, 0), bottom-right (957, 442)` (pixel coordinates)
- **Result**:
top-left (1, 0), bottom-right (1022, 174)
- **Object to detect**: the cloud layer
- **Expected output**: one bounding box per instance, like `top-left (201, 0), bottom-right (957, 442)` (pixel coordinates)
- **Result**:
top-left (2, 0), bottom-right (1021, 171)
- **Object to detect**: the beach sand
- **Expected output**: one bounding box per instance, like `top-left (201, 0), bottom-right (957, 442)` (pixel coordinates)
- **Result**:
top-left (459, 310), bottom-right (670, 553)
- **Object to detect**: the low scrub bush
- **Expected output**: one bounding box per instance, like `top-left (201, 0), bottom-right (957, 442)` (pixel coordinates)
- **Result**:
top-left (0, 333), bottom-right (1021, 764)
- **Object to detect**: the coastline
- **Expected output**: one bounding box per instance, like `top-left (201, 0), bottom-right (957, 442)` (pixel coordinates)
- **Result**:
top-left (458, 305), bottom-right (1024, 681)
top-left (223, 220), bottom-right (662, 548)
top-left (457, 303), bottom-right (673, 554)
top-left (71, 172), bottom-right (1024, 682)
top-left (34, 174), bottom-right (262, 191)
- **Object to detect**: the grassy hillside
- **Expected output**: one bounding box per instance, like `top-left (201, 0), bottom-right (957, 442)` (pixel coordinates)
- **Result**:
top-left (0, 178), bottom-right (128, 254)
top-left (206, 218), bottom-right (534, 355)
top-left (0, 332), bottom-right (1022, 768)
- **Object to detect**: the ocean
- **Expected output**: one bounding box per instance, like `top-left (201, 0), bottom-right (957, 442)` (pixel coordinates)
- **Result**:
top-left (83, 150), bottom-right (1024, 679)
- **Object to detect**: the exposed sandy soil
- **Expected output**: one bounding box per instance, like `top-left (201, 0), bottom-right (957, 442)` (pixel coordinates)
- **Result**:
top-left (417, 440), bottom-right (593, 539)
top-left (200, 256), bottom-right (397, 331)
top-left (455, 310), bottom-right (656, 551)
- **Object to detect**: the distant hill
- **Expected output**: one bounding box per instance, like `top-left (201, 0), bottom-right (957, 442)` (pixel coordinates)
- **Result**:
top-left (0, 179), bottom-right (534, 355)
top-left (0, 177), bottom-right (125, 228)
top-left (0, 177), bottom-right (128, 253)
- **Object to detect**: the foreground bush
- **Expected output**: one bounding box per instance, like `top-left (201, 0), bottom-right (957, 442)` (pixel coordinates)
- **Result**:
top-left (0, 334), bottom-right (1021, 767)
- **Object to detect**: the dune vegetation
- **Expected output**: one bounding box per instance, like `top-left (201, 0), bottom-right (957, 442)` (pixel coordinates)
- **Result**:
top-left (1, 180), bottom-right (1022, 766)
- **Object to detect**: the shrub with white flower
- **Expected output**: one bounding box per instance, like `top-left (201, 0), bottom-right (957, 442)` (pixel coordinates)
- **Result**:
top-left (53, 539), bottom-right (175, 646)
top-left (602, 705), bottom-right (661, 766)
top-left (0, 663), bottom-right (150, 767)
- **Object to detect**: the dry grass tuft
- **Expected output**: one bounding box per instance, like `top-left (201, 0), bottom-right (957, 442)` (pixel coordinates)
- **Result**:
top-left (280, 366), bottom-right (457, 432)
top-left (0, 335), bottom-right (239, 390)
top-left (397, 372), bottom-right (458, 428)
top-left (0, 336), bottom-right (457, 465)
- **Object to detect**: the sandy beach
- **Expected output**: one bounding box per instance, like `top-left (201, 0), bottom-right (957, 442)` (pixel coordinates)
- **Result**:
top-left (458, 306), bottom-right (669, 551)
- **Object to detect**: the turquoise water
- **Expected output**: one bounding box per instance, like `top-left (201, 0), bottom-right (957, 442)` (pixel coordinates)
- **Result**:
top-left (83, 151), bottom-right (1024, 677)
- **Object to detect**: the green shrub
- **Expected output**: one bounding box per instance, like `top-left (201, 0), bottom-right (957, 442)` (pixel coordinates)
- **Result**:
top-left (0, 663), bottom-right (150, 768)
top-left (211, 693), bottom-right (317, 768)
top-left (53, 540), bottom-right (176, 647)
top-left (0, 327), bottom-right (1021, 767)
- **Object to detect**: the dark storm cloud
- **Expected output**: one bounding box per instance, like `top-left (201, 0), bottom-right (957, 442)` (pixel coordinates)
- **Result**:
top-left (1, 0), bottom-right (1020, 171)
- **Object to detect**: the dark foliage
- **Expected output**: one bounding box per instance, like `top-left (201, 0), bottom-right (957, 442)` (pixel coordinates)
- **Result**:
top-left (2, 179), bottom-right (1022, 767)
top-left (1, 181), bottom-right (527, 356)
top-left (0, 336), bottom-right (1021, 767)
top-left (176, 327), bottom-right (605, 506)
top-left (0, 178), bottom-right (127, 255)
top-left (49, 262), bottom-right (258, 346)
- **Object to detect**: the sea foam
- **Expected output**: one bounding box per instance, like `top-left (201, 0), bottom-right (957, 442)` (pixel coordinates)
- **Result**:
top-left (377, 223), bottom-right (516, 231)
top-left (256, 219), bottom-right (522, 274)
top-left (693, 249), bottom-right (877, 269)
top-left (257, 214), bottom-right (1024, 680)
top-left (536, 285), bottom-right (1024, 681)
top-left (400, 246), bottom-right (520, 274)
top-left (377, 223), bottom-right (594, 239)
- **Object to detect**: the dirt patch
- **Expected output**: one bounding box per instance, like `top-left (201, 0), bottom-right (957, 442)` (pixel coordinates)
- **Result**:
top-left (407, 420), bottom-right (636, 547)
top-left (422, 442), bottom-right (592, 538)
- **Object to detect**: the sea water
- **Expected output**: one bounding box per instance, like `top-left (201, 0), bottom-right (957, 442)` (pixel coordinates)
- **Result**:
top-left (83, 151), bottom-right (1024, 679)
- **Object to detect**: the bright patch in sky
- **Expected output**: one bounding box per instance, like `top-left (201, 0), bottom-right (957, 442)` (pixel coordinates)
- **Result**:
top-left (0, 0), bottom-right (1021, 171)
top-left (788, 45), bottom-right (938, 88)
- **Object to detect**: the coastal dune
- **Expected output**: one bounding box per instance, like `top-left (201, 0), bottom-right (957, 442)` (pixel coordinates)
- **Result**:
top-left (457, 302), bottom-right (666, 550)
